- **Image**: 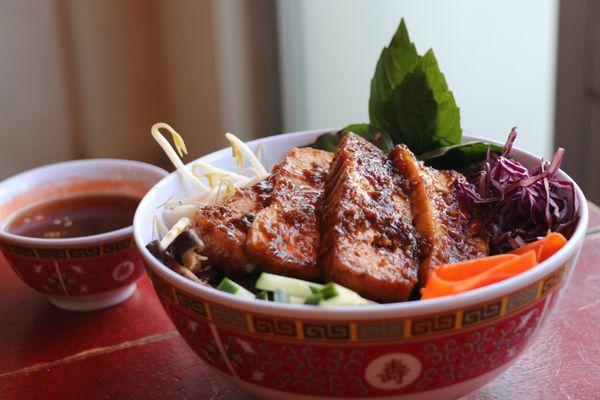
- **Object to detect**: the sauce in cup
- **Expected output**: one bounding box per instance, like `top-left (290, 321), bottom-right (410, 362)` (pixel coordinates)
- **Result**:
top-left (6, 193), bottom-right (140, 239)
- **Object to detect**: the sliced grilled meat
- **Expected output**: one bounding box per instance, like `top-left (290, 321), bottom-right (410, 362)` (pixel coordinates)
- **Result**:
top-left (391, 144), bottom-right (489, 285)
top-left (194, 179), bottom-right (273, 278)
top-left (246, 148), bottom-right (333, 280)
top-left (320, 134), bottom-right (420, 302)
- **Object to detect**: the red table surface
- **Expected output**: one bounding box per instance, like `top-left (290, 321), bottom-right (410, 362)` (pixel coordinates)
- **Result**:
top-left (1, 204), bottom-right (599, 400)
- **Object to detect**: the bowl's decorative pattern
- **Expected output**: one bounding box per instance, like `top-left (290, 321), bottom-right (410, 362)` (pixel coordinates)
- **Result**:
top-left (0, 238), bottom-right (143, 296)
top-left (1, 237), bottom-right (133, 259)
top-left (146, 261), bottom-right (569, 397)
top-left (212, 300), bottom-right (547, 397)
top-left (147, 263), bottom-right (567, 342)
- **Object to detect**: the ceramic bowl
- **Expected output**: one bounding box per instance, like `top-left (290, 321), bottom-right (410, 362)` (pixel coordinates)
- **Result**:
top-left (133, 129), bottom-right (588, 399)
top-left (0, 159), bottom-right (167, 311)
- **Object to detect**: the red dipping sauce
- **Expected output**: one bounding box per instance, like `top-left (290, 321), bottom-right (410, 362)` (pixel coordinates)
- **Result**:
top-left (6, 193), bottom-right (140, 239)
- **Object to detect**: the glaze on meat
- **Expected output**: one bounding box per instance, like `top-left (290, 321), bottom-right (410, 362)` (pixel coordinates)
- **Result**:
top-left (246, 148), bottom-right (333, 280)
top-left (320, 134), bottom-right (420, 302)
top-left (391, 144), bottom-right (489, 285)
top-left (194, 179), bottom-right (273, 278)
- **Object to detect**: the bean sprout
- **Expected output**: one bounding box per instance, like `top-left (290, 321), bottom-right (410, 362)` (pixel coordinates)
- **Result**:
top-left (152, 216), bottom-right (168, 241)
top-left (159, 217), bottom-right (192, 250)
top-left (151, 123), bottom-right (270, 235)
top-left (225, 133), bottom-right (269, 178)
top-left (151, 123), bottom-right (208, 191)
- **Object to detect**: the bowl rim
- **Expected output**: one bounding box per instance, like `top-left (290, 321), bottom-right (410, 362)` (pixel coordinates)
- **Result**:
top-left (0, 158), bottom-right (168, 246)
top-left (133, 128), bottom-right (589, 318)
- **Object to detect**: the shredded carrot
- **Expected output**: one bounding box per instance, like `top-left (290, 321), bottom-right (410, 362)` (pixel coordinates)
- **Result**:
top-left (436, 254), bottom-right (518, 281)
top-left (511, 232), bottom-right (567, 262)
top-left (421, 273), bottom-right (454, 298)
top-left (419, 287), bottom-right (438, 300)
top-left (453, 250), bottom-right (538, 292)
top-left (421, 232), bottom-right (567, 300)
top-left (421, 251), bottom-right (537, 299)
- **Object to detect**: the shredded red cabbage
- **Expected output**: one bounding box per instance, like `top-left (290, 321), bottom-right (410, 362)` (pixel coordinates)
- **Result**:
top-left (455, 127), bottom-right (579, 253)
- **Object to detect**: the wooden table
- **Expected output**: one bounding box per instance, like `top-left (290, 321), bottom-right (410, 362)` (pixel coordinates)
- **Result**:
top-left (1, 204), bottom-right (599, 400)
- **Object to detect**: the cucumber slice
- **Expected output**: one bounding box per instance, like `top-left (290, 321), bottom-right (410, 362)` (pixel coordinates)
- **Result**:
top-left (319, 283), bottom-right (339, 300)
top-left (289, 295), bottom-right (305, 305)
top-left (216, 277), bottom-right (239, 294)
top-left (216, 278), bottom-right (255, 299)
top-left (272, 290), bottom-right (305, 304)
top-left (255, 291), bottom-right (268, 300)
top-left (304, 294), bottom-right (323, 305)
top-left (274, 288), bottom-right (290, 303)
top-left (256, 273), bottom-right (323, 298)
top-left (317, 283), bottom-right (374, 307)
top-left (253, 272), bottom-right (375, 307)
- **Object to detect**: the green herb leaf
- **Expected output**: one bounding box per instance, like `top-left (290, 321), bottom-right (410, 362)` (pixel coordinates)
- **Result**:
top-left (418, 141), bottom-right (503, 170)
top-left (255, 290), bottom-right (268, 300)
top-left (310, 19), bottom-right (480, 171)
top-left (308, 124), bottom-right (393, 153)
top-left (369, 19), bottom-right (420, 132)
top-left (310, 131), bottom-right (341, 152)
top-left (380, 49), bottom-right (461, 154)
top-left (368, 19), bottom-right (462, 155)
top-left (341, 124), bottom-right (394, 152)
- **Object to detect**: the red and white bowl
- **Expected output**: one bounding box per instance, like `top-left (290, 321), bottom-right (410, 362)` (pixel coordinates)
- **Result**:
top-left (133, 129), bottom-right (588, 399)
top-left (0, 159), bottom-right (167, 311)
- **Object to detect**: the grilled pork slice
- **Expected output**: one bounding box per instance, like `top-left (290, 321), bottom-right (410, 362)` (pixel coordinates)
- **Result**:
top-left (194, 179), bottom-right (273, 278)
top-left (246, 148), bottom-right (333, 280)
top-left (320, 134), bottom-right (420, 302)
top-left (391, 144), bottom-right (489, 285)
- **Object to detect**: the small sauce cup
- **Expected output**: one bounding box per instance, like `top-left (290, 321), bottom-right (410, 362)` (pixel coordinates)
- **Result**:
top-left (0, 159), bottom-right (167, 311)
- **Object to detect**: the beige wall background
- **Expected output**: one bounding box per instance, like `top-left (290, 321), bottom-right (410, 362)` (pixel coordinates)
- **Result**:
top-left (0, 1), bottom-right (73, 178)
top-left (0, 0), bottom-right (280, 179)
